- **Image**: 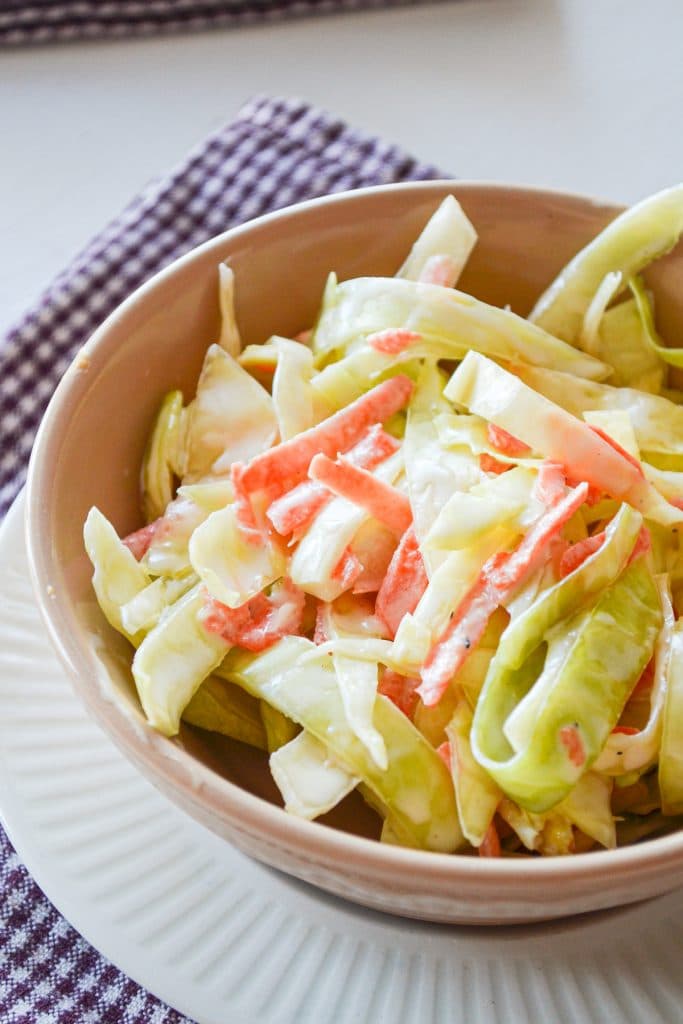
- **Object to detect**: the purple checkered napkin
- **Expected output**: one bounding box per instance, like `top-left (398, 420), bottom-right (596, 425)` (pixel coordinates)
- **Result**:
top-left (0, 94), bottom-right (445, 1022)
top-left (0, 0), bottom-right (448, 46)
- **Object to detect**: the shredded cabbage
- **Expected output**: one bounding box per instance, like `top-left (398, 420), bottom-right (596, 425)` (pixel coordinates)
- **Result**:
top-left (85, 187), bottom-right (683, 858)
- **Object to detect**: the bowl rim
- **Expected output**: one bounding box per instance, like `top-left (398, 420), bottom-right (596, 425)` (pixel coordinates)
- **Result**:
top-left (25, 178), bottom-right (683, 887)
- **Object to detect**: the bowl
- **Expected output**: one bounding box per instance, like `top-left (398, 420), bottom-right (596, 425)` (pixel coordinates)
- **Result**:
top-left (25, 181), bottom-right (683, 925)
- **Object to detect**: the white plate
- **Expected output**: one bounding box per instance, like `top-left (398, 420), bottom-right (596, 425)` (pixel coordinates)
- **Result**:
top-left (2, 491), bottom-right (683, 1024)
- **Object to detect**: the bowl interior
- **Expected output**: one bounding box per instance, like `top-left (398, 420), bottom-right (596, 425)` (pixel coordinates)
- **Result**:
top-left (26, 181), bottom-right (683, 853)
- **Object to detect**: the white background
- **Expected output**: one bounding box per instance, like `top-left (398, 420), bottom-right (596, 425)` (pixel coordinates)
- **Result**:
top-left (1, 0), bottom-right (682, 338)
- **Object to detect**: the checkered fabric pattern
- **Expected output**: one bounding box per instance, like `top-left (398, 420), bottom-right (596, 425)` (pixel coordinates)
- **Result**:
top-left (0, 0), bottom-right (449, 46)
top-left (0, 94), bottom-right (444, 1021)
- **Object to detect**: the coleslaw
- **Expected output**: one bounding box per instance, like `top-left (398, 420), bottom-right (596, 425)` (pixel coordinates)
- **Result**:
top-left (85, 187), bottom-right (683, 857)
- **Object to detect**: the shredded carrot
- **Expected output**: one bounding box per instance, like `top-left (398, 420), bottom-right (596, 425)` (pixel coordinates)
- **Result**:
top-left (627, 525), bottom-right (651, 564)
top-left (479, 452), bottom-right (513, 475)
top-left (309, 454), bottom-right (412, 538)
top-left (313, 602), bottom-right (330, 645)
top-left (588, 425), bottom-right (645, 477)
top-left (559, 531), bottom-right (606, 578)
top-left (612, 725), bottom-right (639, 735)
top-left (378, 669), bottom-right (420, 719)
top-left (559, 724), bottom-right (586, 768)
top-left (375, 526), bottom-right (428, 636)
top-left (230, 462), bottom-right (264, 544)
top-left (534, 460), bottom-right (566, 507)
top-left (436, 740), bottom-right (452, 768)
top-left (200, 579), bottom-right (305, 652)
top-left (418, 253), bottom-right (459, 288)
top-left (478, 821), bottom-right (501, 858)
top-left (331, 548), bottom-right (363, 589)
top-left (419, 483), bottom-right (589, 706)
top-left (239, 375), bottom-right (414, 500)
top-left (123, 519), bottom-right (161, 560)
top-left (266, 423), bottom-right (399, 538)
top-left (487, 423), bottom-right (531, 456)
top-left (367, 328), bottom-right (422, 354)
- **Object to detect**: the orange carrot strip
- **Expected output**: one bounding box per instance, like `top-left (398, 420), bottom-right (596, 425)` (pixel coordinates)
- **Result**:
top-left (313, 602), bottom-right (330, 645)
top-left (238, 375), bottom-right (414, 500)
top-left (331, 548), bottom-right (363, 589)
top-left (367, 328), bottom-right (422, 354)
top-left (588, 425), bottom-right (645, 477)
top-left (378, 668), bottom-right (420, 719)
top-left (487, 423), bottom-right (531, 456)
top-left (478, 821), bottom-right (501, 858)
top-left (559, 531), bottom-right (606, 578)
top-left (309, 453), bottom-right (412, 539)
top-left (436, 740), bottom-right (452, 768)
top-left (627, 525), bottom-right (651, 564)
top-left (479, 452), bottom-right (513, 475)
top-left (534, 460), bottom-right (566, 507)
top-left (123, 519), bottom-right (161, 560)
top-left (418, 253), bottom-right (459, 287)
top-left (558, 724), bottom-right (586, 767)
top-left (375, 526), bottom-right (429, 636)
top-left (200, 578), bottom-right (305, 652)
top-left (419, 483), bottom-right (589, 706)
top-left (266, 424), bottom-right (399, 538)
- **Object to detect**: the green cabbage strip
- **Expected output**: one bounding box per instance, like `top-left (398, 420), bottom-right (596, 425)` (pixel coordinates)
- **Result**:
top-left (529, 184), bottom-right (683, 344)
top-left (629, 276), bottom-right (683, 369)
top-left (144, 496), bottom-right (209, 578)
top-left (271, 336), bottom-right (316, 440)
top-left (514, 364), bottom-right (683, 467)
top-left (217, 264), bottom-right (241, 357)
top-left (495, 503), bottom-right (643, 671)
top-left (177, 479), bottom-right (234, 512)
top-left (141, 390), bottom-right (185, 523)
top-left (414, 647), bottom-right (495, 747)
top-left (582, 409), bottom-right (639, 458)
top-left (434, 412), bottom-right (545, 473)
top-left (471, 559), bottom-right (662, 812)
top-left (424, 466), bottom-right (542, 552)
top-left (289, 451), bottom-right (403, 601)
top-left (183, 344), bottom-right (277, 482)
top-left (659, 620), bottom-right (683, 814)
top-left (391, 528), bottom-right (517, 676)
top-left (403, 362), bottom-right (481, 571)
top-left (445, 694), bottom-right (502, 846)
top-left (315, 598), bottom-right (391, 769)
top-left (309, 341), bottom-right (443, 411)
top-left (498, 772), bottom-right (615, 852)
top-left (397, 194), bottom-right (477, 285)
top-left (595, 294), bottom-right (664, 393)
top-left (594, 576), bottom-right (673, 776)
top-left (120, 573), bottom-right (197, 635)
top-left (183, 675), bottom-right (267, 750)
top-left (311, 277), bottom-right (609, 379)
top-left (83, 507), bottom-right (150, 644)
top-left (269, 731), bottom-right (359, 819)
top-left (579, 270), bottom-right (622, 355)
top-left (219, 637), bottom-right (463, 851)
top-left (132, 584), bottom-right (229, 736)
top-left (556, 772), bottom-right (616, 850)
top-left (260, 701), bottom-right (299, 753)
top-left (445, 352), bottom-right (645, 506)
top-left (189, 504), bottom-right (285, 608)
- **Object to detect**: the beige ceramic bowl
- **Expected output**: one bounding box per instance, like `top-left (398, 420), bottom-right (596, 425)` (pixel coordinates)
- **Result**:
top-left (25, 181), bottom-right (683, 925)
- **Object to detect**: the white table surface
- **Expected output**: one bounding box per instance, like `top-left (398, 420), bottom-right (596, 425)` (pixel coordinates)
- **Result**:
top-left (1, 0), bottom-right (682, 339)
